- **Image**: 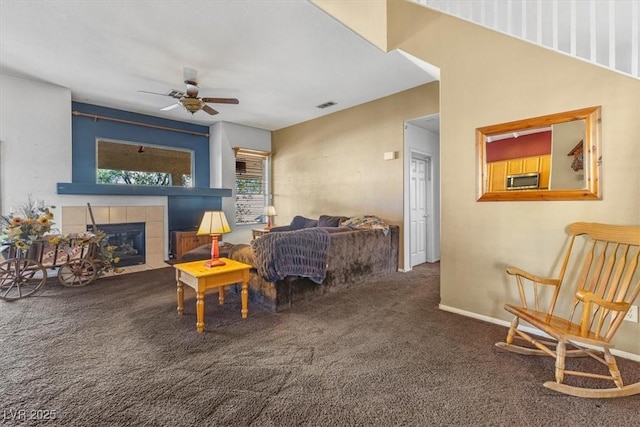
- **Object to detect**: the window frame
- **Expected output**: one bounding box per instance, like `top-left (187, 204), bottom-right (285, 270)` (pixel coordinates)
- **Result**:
top-left (233, 147), bottom-right (271, 226)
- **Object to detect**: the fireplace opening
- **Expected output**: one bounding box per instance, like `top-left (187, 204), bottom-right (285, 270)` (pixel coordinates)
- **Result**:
top-left (88, 222), bottom-right (146, 267)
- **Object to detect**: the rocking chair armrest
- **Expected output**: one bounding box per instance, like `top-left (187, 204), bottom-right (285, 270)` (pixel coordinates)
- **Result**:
top-left (575, 289), bottom-right (631, 312)
top-left (506, 267), bottom-right (560, 286)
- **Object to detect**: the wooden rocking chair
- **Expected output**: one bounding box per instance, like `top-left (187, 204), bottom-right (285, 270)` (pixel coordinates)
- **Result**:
top-left (496, 222), bottom-right (640, 398)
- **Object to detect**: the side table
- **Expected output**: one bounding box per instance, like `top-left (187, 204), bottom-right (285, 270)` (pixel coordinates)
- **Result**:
top-left (173, 258), bottom-right (251, 333)
top-left (252, 228), bottom-right (270, 239)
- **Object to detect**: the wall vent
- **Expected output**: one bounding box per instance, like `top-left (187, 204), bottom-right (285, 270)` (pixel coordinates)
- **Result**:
top-left (316, 101), bottom-right (337, 109)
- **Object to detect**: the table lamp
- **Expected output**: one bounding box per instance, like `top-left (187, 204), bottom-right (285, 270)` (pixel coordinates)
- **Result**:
top-left (197, 211), bottom-right (231, 267)
top-left (263, 205), bottom-right (277, 230)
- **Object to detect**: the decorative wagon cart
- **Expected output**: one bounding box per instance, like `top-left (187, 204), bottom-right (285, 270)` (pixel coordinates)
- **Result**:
top-left (0, 232), bottom-right (101, 300)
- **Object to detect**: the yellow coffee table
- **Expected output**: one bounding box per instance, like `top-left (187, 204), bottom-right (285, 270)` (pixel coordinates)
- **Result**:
top-left (174, 258), bottom-right (251, 333)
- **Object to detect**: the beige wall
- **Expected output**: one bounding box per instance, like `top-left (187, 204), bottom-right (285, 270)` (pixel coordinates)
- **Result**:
top-left (313, 0), bottom-right (388, 51)
top-left (272, 82), bottom-right (439, 266)
top-left (312, 1), bottom-right (640, 356)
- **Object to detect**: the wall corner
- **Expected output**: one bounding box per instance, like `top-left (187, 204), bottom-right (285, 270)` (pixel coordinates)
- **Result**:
top-left (312, 0), bottom-right (389, 52)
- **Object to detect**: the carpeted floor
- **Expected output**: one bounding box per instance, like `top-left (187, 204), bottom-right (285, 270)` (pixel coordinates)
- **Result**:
top-left (1, 263), bottom-right (638, 426)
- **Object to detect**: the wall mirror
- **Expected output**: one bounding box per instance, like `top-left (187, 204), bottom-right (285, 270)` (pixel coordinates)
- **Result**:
top-left (476, 106), bottom-right (601, 201)
top-left (97, 139), bottom-right (193, 187)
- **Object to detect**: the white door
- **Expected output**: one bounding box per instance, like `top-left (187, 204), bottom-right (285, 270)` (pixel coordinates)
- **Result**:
top-left (410, 156), bottom-right (428, 266)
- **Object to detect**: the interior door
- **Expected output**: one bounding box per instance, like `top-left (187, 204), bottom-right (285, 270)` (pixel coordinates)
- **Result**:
top-left (410, 156), bottom-right (428, 266)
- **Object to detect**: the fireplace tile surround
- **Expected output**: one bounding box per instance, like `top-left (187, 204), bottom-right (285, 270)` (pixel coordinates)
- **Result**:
top-left (61, 205), bottom-right (165, 275)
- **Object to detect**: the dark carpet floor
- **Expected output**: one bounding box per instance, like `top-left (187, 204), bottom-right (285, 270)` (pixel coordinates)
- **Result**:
top-left (1, 263), bottom-right (639, 426)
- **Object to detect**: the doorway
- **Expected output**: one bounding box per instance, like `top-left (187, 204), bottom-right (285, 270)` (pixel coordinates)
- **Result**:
top-left (409, 154), bottom-right (430, 266)
top-left (403, 115), bottom-right (440, 270)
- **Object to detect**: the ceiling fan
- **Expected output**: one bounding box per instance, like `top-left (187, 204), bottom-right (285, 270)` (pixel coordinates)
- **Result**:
top-left (140, 68), bottom-right (239, 116)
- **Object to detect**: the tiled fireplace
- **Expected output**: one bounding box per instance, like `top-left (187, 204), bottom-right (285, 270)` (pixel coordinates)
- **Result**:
top-left (90, 222), bottom-right (146, 267)
top-left (61, 205), bottom-right (165, 274)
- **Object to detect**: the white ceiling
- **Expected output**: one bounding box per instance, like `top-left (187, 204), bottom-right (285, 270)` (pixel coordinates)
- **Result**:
top-left (0, 0), bottom-right (437, 131)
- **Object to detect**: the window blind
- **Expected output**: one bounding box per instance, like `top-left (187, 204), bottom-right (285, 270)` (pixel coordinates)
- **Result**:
top-left (235, 149), bottom-right (269, 225)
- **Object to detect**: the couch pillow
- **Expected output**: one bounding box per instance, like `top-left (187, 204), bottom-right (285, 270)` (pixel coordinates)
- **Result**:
top-left (318, 215), bottom-right (349, 228)
top-left (340, 215), bottom-right (390, 235)
top-left (289, 215), bottom-right (318, 230)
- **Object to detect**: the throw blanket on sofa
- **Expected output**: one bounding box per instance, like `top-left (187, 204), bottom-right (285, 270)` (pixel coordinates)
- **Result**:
top-left (251, 228), bottom-right (331, 284)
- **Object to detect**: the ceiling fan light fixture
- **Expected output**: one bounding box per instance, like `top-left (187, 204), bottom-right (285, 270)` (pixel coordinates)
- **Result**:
top-left (181, 97), bottom-right (202, 114)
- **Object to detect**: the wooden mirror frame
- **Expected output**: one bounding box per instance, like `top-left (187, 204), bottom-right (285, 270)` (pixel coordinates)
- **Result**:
top-left (476, 106), bottom-right (602, 201)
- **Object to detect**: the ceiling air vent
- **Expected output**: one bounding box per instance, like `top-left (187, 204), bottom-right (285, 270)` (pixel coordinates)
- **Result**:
top-left (316, 101), bottom-right (337, 109)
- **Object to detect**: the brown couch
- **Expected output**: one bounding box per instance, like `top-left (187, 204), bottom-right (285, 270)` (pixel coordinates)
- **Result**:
top-left (228, 215), bottom-right (399, 312)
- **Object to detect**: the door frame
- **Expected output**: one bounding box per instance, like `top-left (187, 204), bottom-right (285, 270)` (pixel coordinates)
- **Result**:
top-left (409, 152), bottom-right (431, 267)
top-left (403, 145), bottom-right (435, 271)
top-left (403, 117), bottom-right (440, 271)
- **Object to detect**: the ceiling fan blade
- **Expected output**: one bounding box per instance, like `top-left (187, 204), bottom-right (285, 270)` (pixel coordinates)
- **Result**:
top-left (201, 97), bottom-right (239, 105)
top-left (161, 103), bottom-right (180, 111)
top-left (139, 89), bottom-right (185, 99)
top-left (202, 105), bottom-right (219, 115)
top-left (138, 90), bottom-right (168, 96)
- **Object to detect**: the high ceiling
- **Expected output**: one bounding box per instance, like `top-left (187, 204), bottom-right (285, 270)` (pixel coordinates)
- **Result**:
top-left (0, 0), bottom-right (437, 131)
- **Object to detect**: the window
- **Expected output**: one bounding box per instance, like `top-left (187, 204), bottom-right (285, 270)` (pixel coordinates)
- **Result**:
top-left (97, 169), bottom-right (173, 186)
top-left (234, 148), bottom-right (270, 225)
top-left (96, 140), bottom-right (193, 187)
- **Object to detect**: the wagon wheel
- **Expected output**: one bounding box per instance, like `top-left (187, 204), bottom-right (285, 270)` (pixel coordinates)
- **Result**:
top-left (0, 258), bottom-right (48, 301)
top-left (58, 259), bottom-right (97, 287)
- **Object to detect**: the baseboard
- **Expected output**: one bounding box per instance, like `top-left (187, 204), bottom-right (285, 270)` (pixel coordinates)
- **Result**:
top-left (438, 304), bottom-right (640, 363)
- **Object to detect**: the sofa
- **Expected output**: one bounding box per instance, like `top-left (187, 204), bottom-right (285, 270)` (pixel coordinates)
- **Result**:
top-left (178, 241), bottom-right (234, 263)
top-left (227, 215), bottom-right (399, 312)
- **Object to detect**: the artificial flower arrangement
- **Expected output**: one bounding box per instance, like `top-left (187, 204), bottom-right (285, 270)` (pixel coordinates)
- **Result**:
top-left (1, 198), bottom-right (121, 273)
top-left (1, 198), bottom-right (55, 251)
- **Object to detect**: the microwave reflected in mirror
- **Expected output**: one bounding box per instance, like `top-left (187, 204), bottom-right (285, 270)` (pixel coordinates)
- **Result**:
top-left (477, 106), bottom-right (601, 201)
top-left (506, 172), bottom-right (539, 190)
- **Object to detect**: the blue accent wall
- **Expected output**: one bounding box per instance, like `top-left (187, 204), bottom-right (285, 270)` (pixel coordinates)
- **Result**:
top-left (71, 102), bottom-right (210, 187)
top-left (63, 103), bottom-right (232, 232)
